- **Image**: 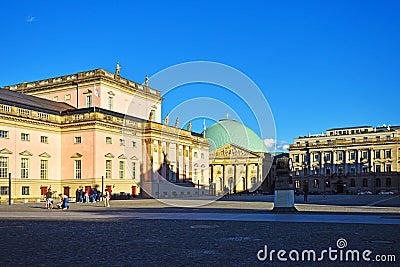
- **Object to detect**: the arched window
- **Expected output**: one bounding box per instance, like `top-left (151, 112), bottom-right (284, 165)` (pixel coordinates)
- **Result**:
top-left (375, 178), bottom-right (381, 187)
top-left (386, 178), bottom-right (392, 187)
top-left (362, 178), bottom-right (368, 187)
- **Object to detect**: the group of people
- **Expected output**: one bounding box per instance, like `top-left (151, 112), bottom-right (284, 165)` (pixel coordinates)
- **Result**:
top-left (44, 187), bottom-right (111, 210)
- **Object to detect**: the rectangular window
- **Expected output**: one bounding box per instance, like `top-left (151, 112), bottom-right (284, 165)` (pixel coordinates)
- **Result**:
top-left (119, 139), bottom-right (125, 146)
top-left (0, 156), bottom-right (8, 179)
top-left (363, 137), bottom-right (368, 142)
top-left (53, 96), bottom-right (59, 101)
top-left (386, 164), bottom-right (391, 172)
top-left (22, 186), bottom-right (30, 195)
top-left (295, 180), bottom-right (300, 189)
top-left (40, 160), bottom-right (48, 179)
top-left (119, 161), bottom-right (125, 179)
top-left (313, 179), bottom-right (320, 188)
top-left (351, 138), bottom-right (356, 143)
top-left (74, 160), bottom-right (82, 179)
top-left (350, 166), bottom-right (356, 175)
top-left (40, 136), bottom-right (48, 143)
top-left (194, 169), bottom-right (198, 180)
top-left (294, 155), bottom-right (299, 162)
top-left (362, 151), bottom-right (368, 159)
top-left (362, 166), bottom-right (369, 173)
top-left (375, 150), bottom-right (381, 159)
top-left (314, 154), bottom-right (319, 161)
top-left (74, 137), bottom-right (82, 144)
top-left (132, 141), bottom-right (136, 147)
top-left (0, 186), bottom-right (8, 195)
top-left (194, 152), bottom-right (198, 158)
top-left (385, 150), bottom-right (391, 159)
top-left (376, 136), bottom-right (380, 141)
top-left (350, 151), bottom-right (355, 160)
top-left (201, 153), bottom-right (204, 159)
top-left (21, 158), bottom-right (29, 179)
top-left (106, 137), bottom-right (112, 144)
top-left (325, 153), bottom-right (330, 161)
top-left (21, 133), bottom-right (30, 141)
top-left (326, 168), bottom-right (331, 175)
top-left (338, 166), bottom-right (343, 174)
top-left (0, 130), bottom-right (9, 138)
top-left (86, 95), bottom-right (92, 108)
top-left (65, 94), bottom-right (71, 100)
top-left (132, 162), bottom-right (136, 179)
top-left (338, 152), bottom-right (343, 161)
top-left (108, 96), bottom-right (114, 110)
top-left (106, 160), bottom-right (112, 179)
top-left (375, 165), bottom-right (381, 173)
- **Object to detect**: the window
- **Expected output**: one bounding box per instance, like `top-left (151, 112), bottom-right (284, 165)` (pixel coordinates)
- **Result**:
top-left (132, 162), bottom-right (136, 179)
top-left (338, 152), bottom-right (343, 161)
top-left (314, 154), bottom-right (319, 161)
top-left (295, 168), bottom-right (299, 176)
top-left (351, 138), bottom-right (356, 143)
top-left (362, 166), bottom-right (369, 173)
top-left (350, 166), bottom-right (356, 175)
top-left (362, 151), bottom-right (368, 159)
top-left (294, 154), bottom-right (299, 162)
top-left (53, 96), bottom-right (58, 101)
top-left (375, 178), bottom-right (381, 187)
top-left (313, 179), bottom-right (319, 188)
top-left (194, 152), bottom-right (198, 158)
top-left (325, 153), bottom-right (330, 161)
top-left (132, 141), bottom-right (136, 147)
top-left (40, 160), bottom-right (48, 179)
top-left (375, 165), bottom-right (381, 173)
top-left (119, 161), bottom-right (125, 179)
top-left (21, 158), bottom-right (29, 179)
top-left (201, 153), bottom-right (204, 159)
top-left (295, 180), bottom-right (300, 189)
top-left (41, 136), bottom-right (48, 143)
top-left (21, 133), bottom-right (30, 141)
top-left (0, 186), bottom-right (8, 195)
top-left (119, 139), bottom-right (125, 146)
top-left (385, 150), bottom-right (391, 159)
top-left (106, 160), bottom-right (112, 179)
top-left (65, 94), bottom-right (71, 100)
top-left (350, 151), bottom-right (355, 160)
top-left (86, 95), bottom-right (92, 108)
top-left (108, 96), bottom-right (114, 110)
top-left (0, 156), bottom-right (8, 179)
top-left (338, 166), bottom-right (343, 174)
top-left (22, 186), bottom-right (29, 195)
top-left (325, 180), bottom-right (330, 188)
top-left (201, 169), bottom-right (204, 181)
top-left (386, 164), bottom-right (391, 173)
top-left (386, 135), bottom-right (391, 141)
top-left (386, 178), bottom-right (392, 187)
top-left (0, 130), bottom-right (9, 138)
top-left (106, 137), bottom-right (112, 144)
top-left (194, 169), bottom-right (198, 180)
top-left (363, 137), bottom-right (368, 142)
top-left (74, 160), bottom-right (82, 179)
top-left (375, 150), bottom-right (380, 159)
top-left (326, 167), bottom-right (331, 175)
top-left (350, 179), bottom-right (355, 187)
top-left (74, 137), bottom-right (82, 144)
top-left (362, 178), bottom-right (368, 187)
top-left (376, 136), bottom-right (380, 142)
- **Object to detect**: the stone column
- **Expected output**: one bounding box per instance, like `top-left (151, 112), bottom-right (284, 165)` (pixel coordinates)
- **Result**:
top-left (176, 143), bottom-right (180, 182)
top-left (182, 145), bottom-right (186, 181)
top-left (222, 164), bottom-right (225, 192)
top-left (188, 146), bottom-right (192, 182)
top-left (256, 163), bottom-right (260, 183)
top-left (245, 164), bottom-right (249, 190)
top-left (233, 164), bottom-right (237, 193)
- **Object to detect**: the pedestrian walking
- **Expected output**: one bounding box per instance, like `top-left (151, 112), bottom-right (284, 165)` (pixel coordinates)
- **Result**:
top-left (104, 190), bottom-right (111, 207)
top-left (303, 186), bottom-right (309, 202)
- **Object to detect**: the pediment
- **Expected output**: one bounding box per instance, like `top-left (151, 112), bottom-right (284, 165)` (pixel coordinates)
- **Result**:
top-left (130, 156), bottom-right (138, 160)
top-left (118, 154), bottom-right (127, 159)
top-left (71, 153), bottom-right (83, 158)
top-left (104, 153), bottom-right (115, 158)
top-left (213, 143), bottom-right (262, 159)
top-left (0, 148), bottom-right (12, 154)
top-left (39, 152), bottom-right (51, 158)
top-left (19, 150), bottom-right (33, 156)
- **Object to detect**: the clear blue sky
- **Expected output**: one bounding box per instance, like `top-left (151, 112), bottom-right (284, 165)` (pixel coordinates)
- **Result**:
top-left (1, 0), bottom-right (399, 151)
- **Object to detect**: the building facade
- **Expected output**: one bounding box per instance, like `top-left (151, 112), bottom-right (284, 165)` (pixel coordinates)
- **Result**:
top-left (0, 68), bottom-right (209, 201)
top-left (289, 125), bottom-right (400, 194)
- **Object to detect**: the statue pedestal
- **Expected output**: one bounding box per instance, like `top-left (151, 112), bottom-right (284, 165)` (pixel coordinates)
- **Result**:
top-left (272, 189), bottom-right (297, 212)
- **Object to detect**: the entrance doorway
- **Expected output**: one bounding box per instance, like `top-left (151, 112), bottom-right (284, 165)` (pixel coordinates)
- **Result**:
top-left (63, 187), bottom-right (70, 197)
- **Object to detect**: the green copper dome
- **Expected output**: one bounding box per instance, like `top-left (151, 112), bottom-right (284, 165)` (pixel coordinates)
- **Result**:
top-left (204, 119), bottom-right (267, 152)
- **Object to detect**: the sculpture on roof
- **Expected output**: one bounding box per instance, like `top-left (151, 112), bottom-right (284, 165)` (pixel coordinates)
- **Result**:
top-left (175, 117), bottom-right (179, 128)
top-left (164, 115), bottom-right (170, 125)
top-left (145, 74), bottom-right (149, 86)
top-left (115, 62), bottom-right (121, 77)
top-left (187, 121), bottom-right (192, 131)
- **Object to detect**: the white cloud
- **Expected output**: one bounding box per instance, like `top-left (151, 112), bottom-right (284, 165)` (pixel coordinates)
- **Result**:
top-left (263, 138), bottom-right (289, 152)
top-left (26, 16), bottom-right (36, 23)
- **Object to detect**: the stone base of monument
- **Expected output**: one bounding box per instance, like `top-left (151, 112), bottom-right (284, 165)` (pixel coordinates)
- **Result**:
top-left (272, 189), bottom-right (298, 212)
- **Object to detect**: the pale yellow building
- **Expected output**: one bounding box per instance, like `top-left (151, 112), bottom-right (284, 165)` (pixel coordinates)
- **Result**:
top-left (289, 125), bottom-right (400, 194)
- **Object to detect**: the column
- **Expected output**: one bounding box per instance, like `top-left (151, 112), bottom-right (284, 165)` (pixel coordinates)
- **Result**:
top-left (182, 145), bottom-right (186, 181)
top-left (256, 163), bottom-right (260, 183)
top-left (233, 164), bottom-right (237, 193)
top-left (188, 146), bottom-right (192, 182)
top-left (369, 148), bottom-right (374, 172)
top-left (158, 140), bottom-right (163, 170)
top-left (144, 138), bottom-right (154, 182)
top-left (222, 164), bottom-right (225, 193)
top-left (245, 164), bottom-right (249, 190)
top-left (175, 143), bottom-right (180, 182)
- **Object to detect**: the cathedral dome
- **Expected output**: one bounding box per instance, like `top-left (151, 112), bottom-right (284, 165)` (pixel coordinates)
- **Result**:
top-left (204, 119), bottom-right (267, 152)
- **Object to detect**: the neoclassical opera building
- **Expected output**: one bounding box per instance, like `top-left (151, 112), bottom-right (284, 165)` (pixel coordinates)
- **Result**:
top-left (0, 68), bottom-right (209, 200)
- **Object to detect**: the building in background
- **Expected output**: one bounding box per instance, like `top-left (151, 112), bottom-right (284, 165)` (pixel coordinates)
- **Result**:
top-left (289, 125), bottom-right (400, 194)
top-left (0, 68), bottom-right (209, 201)
top-left (204, 119), bottom-right (272, 195)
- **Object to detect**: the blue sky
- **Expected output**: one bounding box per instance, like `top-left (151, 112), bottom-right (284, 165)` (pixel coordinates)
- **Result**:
top-left (1, 0), bottom-right (399, 151)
